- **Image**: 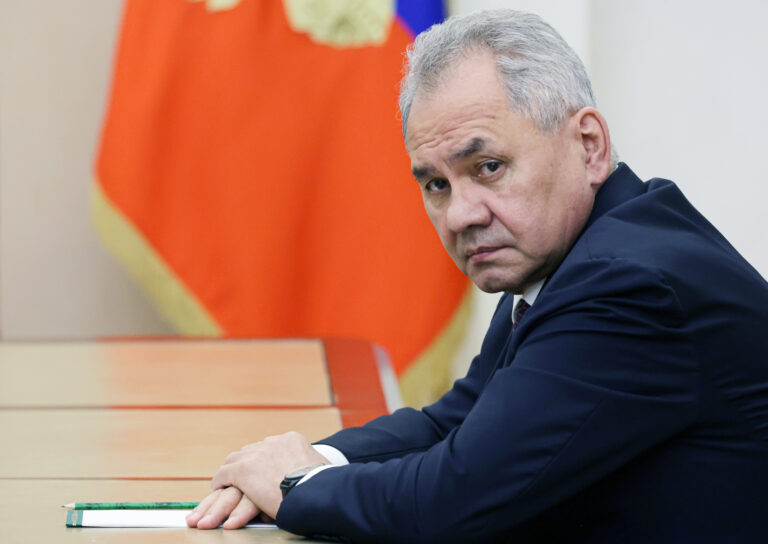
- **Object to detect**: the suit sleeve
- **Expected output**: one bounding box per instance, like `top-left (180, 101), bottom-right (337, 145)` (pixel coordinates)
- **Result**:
top-left (276, 259), bottom-right (700, 543)
top-left (315, 294), bottom-right (514, 463)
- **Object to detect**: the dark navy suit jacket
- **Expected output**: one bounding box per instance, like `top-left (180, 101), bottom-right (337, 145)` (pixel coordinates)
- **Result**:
top-left (277, 164), bottom-right (768, 543)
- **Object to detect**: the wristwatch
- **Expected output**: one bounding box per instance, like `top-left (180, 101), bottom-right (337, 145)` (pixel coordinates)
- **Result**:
top-left (280, 463), bottom-right (326, 498)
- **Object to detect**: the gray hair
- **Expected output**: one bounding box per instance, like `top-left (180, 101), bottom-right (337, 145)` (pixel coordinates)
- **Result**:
top-left (399, 9), bottom-right (618, 164)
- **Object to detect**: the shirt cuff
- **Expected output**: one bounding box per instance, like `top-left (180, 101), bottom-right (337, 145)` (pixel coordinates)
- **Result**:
top-left (311, 444), bottom-right (349, 466)
top-left (296, 464), bottom-right (336, 486)
top-left (296, 445), bottom-right (349, 486)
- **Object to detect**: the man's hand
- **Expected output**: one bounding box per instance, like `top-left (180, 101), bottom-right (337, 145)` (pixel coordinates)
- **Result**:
top-left (187, 431), bottom-right (329, 529)
top-left (186, 487), bottom-right (260, 529)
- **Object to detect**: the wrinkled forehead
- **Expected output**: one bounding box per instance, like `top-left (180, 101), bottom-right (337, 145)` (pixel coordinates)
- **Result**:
top-left (405, 52), bottom-right (512, 151)
top-left (406, 104), bottom-right (507, 158)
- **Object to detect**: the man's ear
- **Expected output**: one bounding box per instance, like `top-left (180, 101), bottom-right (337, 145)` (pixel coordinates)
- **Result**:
top-left (574, 107), bottom-right (612, 189)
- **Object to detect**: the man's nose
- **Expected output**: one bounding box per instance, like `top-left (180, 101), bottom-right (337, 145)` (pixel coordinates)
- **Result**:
top-left (445, 182), bottom-right (491, 232)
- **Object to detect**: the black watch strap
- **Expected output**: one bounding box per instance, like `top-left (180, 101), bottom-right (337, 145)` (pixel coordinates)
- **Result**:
top-left (280, 463), bottom-right (326, 498)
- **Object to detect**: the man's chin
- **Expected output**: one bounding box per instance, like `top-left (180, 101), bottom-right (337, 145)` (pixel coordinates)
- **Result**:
top-left (469, 271), bottom-right (522, 294)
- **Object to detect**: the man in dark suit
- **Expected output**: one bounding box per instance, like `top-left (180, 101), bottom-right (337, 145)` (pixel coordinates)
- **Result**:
top-left (187, 10), bottom-right (768, 542)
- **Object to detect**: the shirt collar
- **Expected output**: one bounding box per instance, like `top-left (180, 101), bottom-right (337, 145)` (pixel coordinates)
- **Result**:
top-left (521, 277), bottom-right (546, 305)
top-left (512, 277), bottom-right (546, 321)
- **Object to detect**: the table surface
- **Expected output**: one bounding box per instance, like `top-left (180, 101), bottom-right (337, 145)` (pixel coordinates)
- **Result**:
top-left (0, 408), bottom-right (342, 478)
top-left (0, 480), bottom-right (306, 544)
top-left (0, 340), bottom-right (332, 407)
top-left (0, 338), bottom-right (392, 543)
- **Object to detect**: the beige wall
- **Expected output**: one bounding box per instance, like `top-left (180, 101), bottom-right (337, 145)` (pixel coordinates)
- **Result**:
top-left (0, 0), bottom-right (174, 338)
top-left (590, 0), bottom-right (768, 276)
top-left (1, 1), bottom-right (766, 374)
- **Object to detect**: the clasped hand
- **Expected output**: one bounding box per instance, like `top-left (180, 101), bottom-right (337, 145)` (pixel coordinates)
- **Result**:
top-left (186, 431), bottom-right (328, 529)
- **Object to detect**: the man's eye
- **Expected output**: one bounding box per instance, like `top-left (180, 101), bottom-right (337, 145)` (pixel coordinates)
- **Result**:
top-left (425, 178), bottom-right (449, 192)
top-left (479, 161), bottom-right (503, 175)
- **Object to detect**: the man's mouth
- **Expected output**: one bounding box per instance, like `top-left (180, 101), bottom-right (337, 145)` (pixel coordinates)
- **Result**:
top-left (466, 246), bottom-right (502, 263)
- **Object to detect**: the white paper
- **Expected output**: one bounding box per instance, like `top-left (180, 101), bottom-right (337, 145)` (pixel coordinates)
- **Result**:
top-left (68, 509), bottom-right (275, 528)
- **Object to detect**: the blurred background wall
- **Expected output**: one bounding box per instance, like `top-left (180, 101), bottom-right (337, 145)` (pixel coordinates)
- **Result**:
top-left (1, 0), bottom-right (766, 378)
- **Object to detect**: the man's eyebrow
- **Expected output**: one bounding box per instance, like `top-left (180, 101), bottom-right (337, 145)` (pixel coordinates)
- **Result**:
top-left (411, 138), bottom-right (487, 181)
top-left (412, 165), bottom-right (438, 181)
top-left (449, 138), bottom-right (485, 162)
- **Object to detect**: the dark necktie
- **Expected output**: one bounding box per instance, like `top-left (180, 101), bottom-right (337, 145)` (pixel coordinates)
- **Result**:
top-left (512, 299), bottom-right (530, 332)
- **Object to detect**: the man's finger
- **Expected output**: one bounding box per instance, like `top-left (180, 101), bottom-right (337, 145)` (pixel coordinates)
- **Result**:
top-left (211, 463), bottom-right (236, 491)
top-left (185, 488), bottom-right (221, 527)
top-left (195, 486), bottom-right (242, 530)
top-left (221, 495), bottom-right (260, 530)
top-left (225, 450), bottom-right (244, 464)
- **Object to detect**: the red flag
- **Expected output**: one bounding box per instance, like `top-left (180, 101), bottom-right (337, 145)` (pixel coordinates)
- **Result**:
top-left (94, 0), bottom-right (470, 406)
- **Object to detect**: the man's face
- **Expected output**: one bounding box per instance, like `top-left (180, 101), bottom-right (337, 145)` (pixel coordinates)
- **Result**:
top-left (406, 51), bottom-right (601, 293)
